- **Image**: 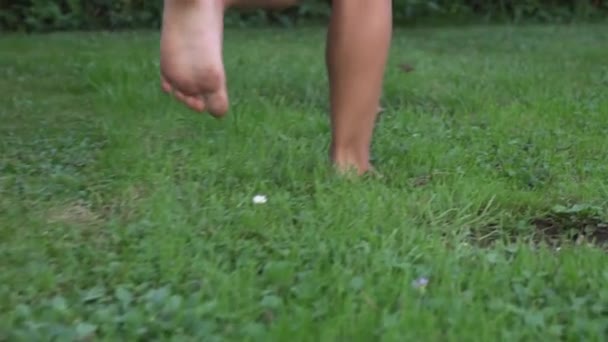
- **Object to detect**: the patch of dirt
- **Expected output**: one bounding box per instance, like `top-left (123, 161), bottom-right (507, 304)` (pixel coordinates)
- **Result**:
top-left (47, 186), bottom-right (147, 229)
top-left (98, 184), bottom-right (148, 223)
top-left (47, 200), bottom-right (101, 226)
top-left (472, 204), bottom-right (608, 248)
top-left (531, 212), bottom-right (608, 247)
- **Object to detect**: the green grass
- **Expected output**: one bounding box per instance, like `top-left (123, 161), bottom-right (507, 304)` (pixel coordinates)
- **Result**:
top-left (1, 23), bottom-right (608, 340)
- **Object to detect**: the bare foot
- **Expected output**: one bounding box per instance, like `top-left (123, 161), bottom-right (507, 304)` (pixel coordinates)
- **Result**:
top-left (160, 0), bottom-right (229, 117)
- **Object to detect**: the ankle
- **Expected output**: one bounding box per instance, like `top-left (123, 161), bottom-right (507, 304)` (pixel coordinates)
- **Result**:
top-left (330, 143), bottom-right (371, 175)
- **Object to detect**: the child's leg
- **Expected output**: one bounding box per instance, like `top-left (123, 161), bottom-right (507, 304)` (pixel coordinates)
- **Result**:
top-left (326, 0), bottom-right (392, 174)
top-left (160, 0), bottom-right (297, 116)
top-left (161, 0), bottom-right (392, 174)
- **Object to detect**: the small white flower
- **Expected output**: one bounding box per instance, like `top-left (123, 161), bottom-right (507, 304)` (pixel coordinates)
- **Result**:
top-left (252, 195), bottom-right (267, 204)
top-left (412, 277), bottom-right (429, 289)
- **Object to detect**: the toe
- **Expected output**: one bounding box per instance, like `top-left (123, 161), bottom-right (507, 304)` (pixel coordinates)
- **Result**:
top-left (174, 89), bottom-right (188, 103)
top-left (205, 90), bottom-right (229, 117)
top-left (174, 90), bottom-right (205, 112)
top-left (185, 95), bottom-right (205, 112)
top-left (161, 77), bottom-right (172, 93)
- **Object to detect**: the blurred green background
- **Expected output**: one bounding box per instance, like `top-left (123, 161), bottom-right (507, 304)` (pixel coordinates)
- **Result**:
top-left (1, 0), bottom-right (607, 32)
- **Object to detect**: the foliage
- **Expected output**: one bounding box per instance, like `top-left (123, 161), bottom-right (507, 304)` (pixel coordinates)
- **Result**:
top-left (0, 0), bottom-right (163, 31)
top-left (0, 0), bottom-right (606, 32)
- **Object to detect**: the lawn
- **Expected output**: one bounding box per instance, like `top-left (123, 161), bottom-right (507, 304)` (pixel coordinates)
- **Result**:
top-left (1, 23), bottom-right (608, 340)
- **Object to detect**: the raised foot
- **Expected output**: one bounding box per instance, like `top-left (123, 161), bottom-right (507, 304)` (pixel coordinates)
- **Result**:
top-left (160, 0), bottom-right (229, 117)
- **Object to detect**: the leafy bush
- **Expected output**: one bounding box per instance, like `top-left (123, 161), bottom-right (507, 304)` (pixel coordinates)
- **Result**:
top-left (0, 0), bottom-right (163, 31)
top-left (1, 0), bottom-right (606, 32)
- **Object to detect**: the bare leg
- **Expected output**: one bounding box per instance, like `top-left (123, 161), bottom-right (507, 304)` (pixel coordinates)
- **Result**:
top-left (160, 0), bottom-right (297, 116)
top-left (160, 0), bottom-right (391, 175)
top-left (326, 0), bottom-right (392, 174)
